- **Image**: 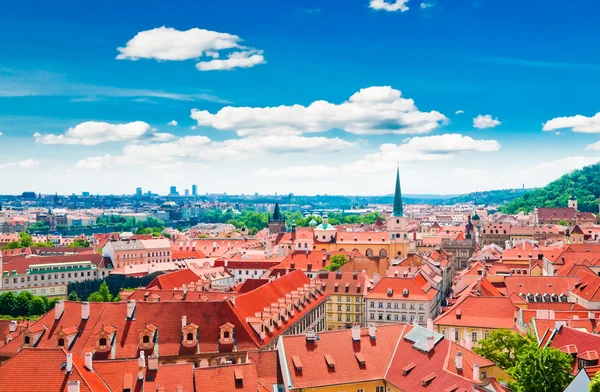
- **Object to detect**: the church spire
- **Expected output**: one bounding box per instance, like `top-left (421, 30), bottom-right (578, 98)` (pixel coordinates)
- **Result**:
top-left (272, 202), bottom-right (282, 221)
top-left (393, 164), bottom-right (404, 217)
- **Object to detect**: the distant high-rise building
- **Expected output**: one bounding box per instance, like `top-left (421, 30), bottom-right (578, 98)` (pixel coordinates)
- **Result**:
top-left (169, 186), bottom-right (178, 196)
top-left (192, 184), bottom-right (198, 196)
top-left (82, 192), bottom-right (90, 197)
top-left (185, 189), bottom-right (190, 196)
top-left (136, 187), bottom-right (142, 198)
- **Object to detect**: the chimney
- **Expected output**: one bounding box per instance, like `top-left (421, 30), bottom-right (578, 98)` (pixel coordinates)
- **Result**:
top-left (427, 318), bottom-right (433, 331)
top-left (369, 323), bottom-right (376, 340)
top-left (127, 300), bottom-right (136, 319)
top-left (426, 335), bottom-right (435, 352)
top-left (84, 352), bottom-right (93, 372)
top-left (181, 316), bottom-right (187, 329)
top-left (67, 381), bottom-right (80, 392)
top-left (412, 318), bottom-right (418, 327)
top-left (55, 300), bottom-right (65, 320)
top-left (81, 302), bottom-right (90, 320)
top-left (373, 273), bottom-right (381, 286)
top-left (352, 323), bottom-right (361, 342)
top-left (464, 335), bottom-right (472, 351)
top-left (473, 362), bottom-right (480, 382)
top-left (589, 311), bottom-right (596, 319)
top-left (138, 351), bottom-right (145, 380)
top-left (9, 320), bottom-right (17, 333)
top-left (449, 327), bottom-right (456, 341)
top-left (148, 355), bottom-right (159, 371)
top-left (229, 296), bottom-right (236, 307)
top-left (66, 353), bottom-right (73, 373)
top-left (455, 351), bottom-right (463, 370)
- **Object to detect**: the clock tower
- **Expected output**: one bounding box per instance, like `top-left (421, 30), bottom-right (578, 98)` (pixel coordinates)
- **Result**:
top-left (387, 165), bottom-right (411, 259)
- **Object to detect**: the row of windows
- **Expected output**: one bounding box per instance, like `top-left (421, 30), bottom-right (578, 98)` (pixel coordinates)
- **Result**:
top-left (327, 315), bottom-right (361, 323)
top-left (334, 296), bottom-right (362, 303)
top-left (328, 305), bottom-right (361, 312)
top-left (370, 302), bottom-right (425, 310)
top-left (116, 251), bottom-right (171, 259)
top-left (370, 313), bottom-right (425, 322)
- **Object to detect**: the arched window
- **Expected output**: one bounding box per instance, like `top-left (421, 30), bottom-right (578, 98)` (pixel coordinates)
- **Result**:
top-left (99, 338), bottom-right (107, 346)
top-left (143, 335), bottom-right (150, 344)
top-left (187, 332), bottom-right (194, 341)
top-left (58, 338), bottom-right (65, 347)
top-left (379, 249), bottom-right (387, 258)
top-left (224, 331), bottom-right (230, 339)
top-left (365, 249), bottom-right (373, 257)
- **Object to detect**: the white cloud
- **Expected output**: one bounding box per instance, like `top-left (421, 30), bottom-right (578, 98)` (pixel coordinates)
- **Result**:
top-left (116, 26), bottom-right (265, 71)
top-left (0, 159), bottom-right (41, 169)
top-left (74, 134), bottom-right (355, 170)
top-left (34, 121), bottom-right (151, 145)
top-left (369, 0), bottom-right (410, 12)
top-left (543, 112), bottom-right (600, 133)
top-left (196, 50), bottom-right (266, 71)
top-left (345, 133), bottom-right (500, 173)
top-left (420, 2), bottom-right (434, 8)
top-left (150, 133), bottom-right (176, 142)
top-left (473, 114), bottom-right (501, 129)
top-left (167, 120), bottom-right (178, 127)
top-left (256, 165), bottom-right (339, 179)
top-left (455, 110), bottom-right (464, 114)
top-left (75, 154), bottom-right (114, 170)
top-left (191, 86), bottom-right (448, 137)
top-left (531, 156), bottom-right (600, 174)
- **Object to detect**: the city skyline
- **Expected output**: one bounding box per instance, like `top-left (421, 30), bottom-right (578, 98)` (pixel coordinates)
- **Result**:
top-left (1, 0), bottom-right (600, 195)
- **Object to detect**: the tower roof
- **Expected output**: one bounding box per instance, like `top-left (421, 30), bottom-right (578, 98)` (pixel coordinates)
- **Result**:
top-left (272, 202), bottom-right (282, 221)
top-left (393, 165), bottom-right (404, 217)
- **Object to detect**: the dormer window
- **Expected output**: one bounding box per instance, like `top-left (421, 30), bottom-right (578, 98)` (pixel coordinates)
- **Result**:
top-left (219, 322), bottom-right (235, 346)
top-left (187, 332), bottom-right (194, 341)
top-left (99, 338), bottom-right (107, 346)
top-left (96, 325), bottom-right (116, 353)
top-left (143, 335), bottom-right (150, 344)
top-left (24, 336), bottom-right (31, 345)
top-left (58, 338), bottom-right (65, 347)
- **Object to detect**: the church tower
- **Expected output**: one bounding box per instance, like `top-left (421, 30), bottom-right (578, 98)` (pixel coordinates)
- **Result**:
top-left (387, 165), bottom-right (410, 259)
top-left (268, 202), bottom-right (286, 234)
top-left (568, 183), bottom-right (578, 211)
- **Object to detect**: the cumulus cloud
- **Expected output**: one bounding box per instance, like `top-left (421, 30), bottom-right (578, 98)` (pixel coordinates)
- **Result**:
top-left (150, 133), bottom-right (176, 142)
top-left (473, 114), bottom-right (501, 129)
top-left (455, 110), bottom-right (464, 114)
top-left (191, 86), bottom-right (448, 137)
top-left (420, 2), bottom-right (434, 8)
top-left (0, 159), bottom-right (41, 169)
top-left (543, 112), bottom-right (600, 133)
top-left (34, 121), bottom-right (151, 145)
top-left (531, 156), bottom-right (600, 174)
top-left (196, 50), bottom-right (265, 71)
top-left (369, 0), bottom-right (410, 12)
top-left (167, 120), bottom-right (178, 127)
top-left (256, 165), bottom-right (339, 178)
top-left (345, 133), bottom-right (500, 173)
top-left (256, 133), bottom-right (501, 176)
top-left (74, 135), bottom-right (355, 170)
top-left (116, 26), bottom-right (265, 72)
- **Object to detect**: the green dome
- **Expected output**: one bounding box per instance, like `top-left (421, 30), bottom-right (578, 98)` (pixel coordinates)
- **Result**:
top-left (308, 219), bottom-right (317, 227)
top-left (472, 212), bottom-right (480, 221)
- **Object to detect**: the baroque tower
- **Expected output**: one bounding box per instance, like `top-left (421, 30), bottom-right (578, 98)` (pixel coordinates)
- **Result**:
top-left (387, 165), bottom-right (411, 259)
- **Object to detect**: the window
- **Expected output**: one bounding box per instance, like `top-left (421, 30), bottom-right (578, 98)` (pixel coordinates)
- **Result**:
top-left (401, 315), bottom-right (406, 321)
top-left (401, 303), bottom-right (406, 309)
top-left (99, 338), bottom-right (107, 346)
top-left (387, 302), bottom-right (391, 308)
top-left (378, 314), bottom-right (383, 320)
top-left (471, 331), bottom-right (478, 342)
top-left (338, 315), bottom-right (342, 322)
top-left (386, 314), bottom-right (391, 321)
top-left (355, 315), bottom-right (360, 322)
top-left (378, 302), bottom-right (383, 308)
top-left (58, 338), bottom-right (65, 347)
top-left (394, 314), bottom-right (399, 321)
top-left (346, 305), bottom-right (351, 312)
top-left (346, 315), bottom-right (350, 322)
top-left (143, 335), bottom-right (150, 344)
top-left (187, 332), bottom-right (194, 341)
top-left (356, 297), bottom-right (361, 302)
top-left (419, 315), bottom-right (424, 322)
top-left (357, 389), bottom-right (364, 392)
top-left (370, 313), bottom-right (374, 320)
top-left (370, 302), bottom-right (374, 308)
top-left (481, 371), bottom-right (487, 379)
top-left (484, 331), bottom-right (490, 340)
top-left (394, 303), bottom-right (399, 309)
top-left (410, 304), bottom-right (415, 310)
top-left (24, 336), bottom-right (31, 345)
top-left (419, 304), bottom-right (424, 310)
top-left (338, 306), bottom-right (342, 312)
top-left (376, 386), bottom-right (385, 392)
top-left (455, 330), bottom-right (459, 341)
top-left (346, 297), bottom-right (351, 302)
top-left (355, 305), bottom-right (360, 312)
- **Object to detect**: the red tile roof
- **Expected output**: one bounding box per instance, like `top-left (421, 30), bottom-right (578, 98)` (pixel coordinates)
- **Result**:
top-left (94, 359), bottom-right (194, 392)
top-left (146, 269), bottom-right (201, 290)
top-left (0, 348), bottom-right (108, 392)
top-left (194, 363), bottom-right (266, 392)
top-left (434, 296), bottom-right (518, 329)
top-left (366, 276), bottom-right (437, 301)
top-left (2, 254), bottom-right (106, 274)
top-left (504, 276), bottom-right (578, 298)
top-left (544, 325), bottom-right (600, 374)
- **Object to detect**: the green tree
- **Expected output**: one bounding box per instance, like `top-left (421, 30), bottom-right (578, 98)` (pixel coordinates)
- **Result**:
top-left (14, 291), bottom-right (34, 317)
top-left (508, 345), bottom-right (573, 392)
top-left (474, 329), bottom-right (536, 371)
top-left (0, 291), bottom-right (16, 316)
top-left (18, 232), bottom-right (34, 247)
top-left (557, 220), bottom-right (570, 226)
top-left (28, 296), bottom-right (46, 316)
top-left (1, 241), bottom-right (21, 250)
top-left (88, 281), bottom-right (113, 302)
top-left (33, 241), bottom-right (54, 248)
top-left (68, 291), bottom-right (81, 301)
top-left (590, 372), bottom-right (600, 392)
top-left (325, 254), bottom-right (348, 271)
top-left (68, 238), bottom-right (91, 248)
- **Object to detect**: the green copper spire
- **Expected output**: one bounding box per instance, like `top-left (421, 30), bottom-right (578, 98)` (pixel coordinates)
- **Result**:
top-left (393, 165), bottom-right (404, 217)
top-left (272, 202), bottom-right (282, 221)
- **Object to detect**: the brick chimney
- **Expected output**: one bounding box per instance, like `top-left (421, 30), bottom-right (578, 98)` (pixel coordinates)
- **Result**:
top-left (55, 300), bottom-right (65, 320)
top-left (66, 353), bottom-right (73, 373)
top-left (84, 352), bottom-right (93, 372)
top-left (126, 300), bottom-right (136, 319)
top-left (455, 351), bottom-right (463, 370)
top-left (473, 363), bottom-right (480, 382)
top-left (351, 323), bottom-right (361, 342)
top-left (81, 302), bottom-right (90, 320)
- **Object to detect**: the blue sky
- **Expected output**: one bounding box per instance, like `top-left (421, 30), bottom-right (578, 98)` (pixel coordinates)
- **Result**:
top-left (1, 0), bottom-right (600, 196)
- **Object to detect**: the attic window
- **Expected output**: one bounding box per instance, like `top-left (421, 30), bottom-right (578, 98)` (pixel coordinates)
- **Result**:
top-left (422, 373), bottom-right (436, 386)
top-left (58, 338), bottom-right (65, 347)
top-left (292, 355), bottom-right (303, 371)
top-left (402, 362), bottom-right (417, 375)
top-left (234, 368), bottom-right (244, 387)
top-left (456, 309), bottom-right (462, 319)
top-left (143, 335), bottom-right (150, 344)
top-left (355, 352), bottom-right (366, 366)
top-left (24, 336), bottom-right (31, 345)
top-left (324, 354), bottom-right (335, 368)
top-left (187, 332), bottom-right (194, 341)
top-left (99, 337), bottom-right (107, 346)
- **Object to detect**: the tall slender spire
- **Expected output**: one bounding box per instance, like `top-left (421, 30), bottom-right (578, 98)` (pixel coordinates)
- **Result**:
top-left (272, 202), bottom-right (282, 221)
top-left (393, 164), bottom-right (404, 217)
